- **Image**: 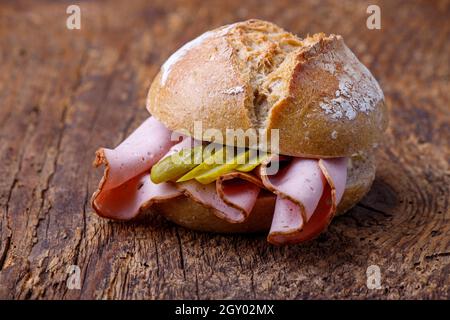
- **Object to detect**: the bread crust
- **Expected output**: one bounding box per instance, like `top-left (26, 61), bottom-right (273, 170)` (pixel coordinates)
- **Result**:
top-left (147, 20), bottom-right (388, 158)
top-left (155, 191), bottom-right (275, 233)
top-left (153, 152), bottom-right (376, 233)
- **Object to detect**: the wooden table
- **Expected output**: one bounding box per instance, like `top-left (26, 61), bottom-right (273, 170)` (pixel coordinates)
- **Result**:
top-left (0, 0), bottom-right (448, 299)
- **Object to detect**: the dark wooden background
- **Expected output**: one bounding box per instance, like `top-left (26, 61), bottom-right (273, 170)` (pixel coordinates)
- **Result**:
top-left (0, 0), bottom-right (448, 299)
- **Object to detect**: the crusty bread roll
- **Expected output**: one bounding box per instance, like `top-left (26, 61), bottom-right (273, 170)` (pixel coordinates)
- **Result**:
top-left (147, 19), bottom-right (388, 158)
top-left (154, 153), bottom-right (376, 233)
top-left (90, 19), bottom-right (388, 244)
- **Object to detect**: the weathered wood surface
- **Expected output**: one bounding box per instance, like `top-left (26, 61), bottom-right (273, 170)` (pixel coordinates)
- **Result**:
top-left (0, 0), bottom-right (448, 299)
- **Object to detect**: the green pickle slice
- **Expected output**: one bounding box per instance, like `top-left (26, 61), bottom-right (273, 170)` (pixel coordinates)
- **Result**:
top-left (177, 146), bottom-right (231, 182)
top-left (150, 145), bottom-right (203, 184)
top-left (235, 152), bottom-right (269, 172)
top-left (195, 150), bottom-right (249, 185)
top-left (152, 142), bottom-right (271, 185)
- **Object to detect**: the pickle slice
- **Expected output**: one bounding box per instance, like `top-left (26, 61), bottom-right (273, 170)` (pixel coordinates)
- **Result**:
top-left (177, 146), bottom-right (243, 183)
top-left (172, 144), bottom-right (270, 184)
top-left (236, 152), bottom-right (269, 172)
top-left (150, 145), bottom-right (203, 184)
top-left (194, 163), bottom-right (238, 184)
top-left (195, 150), bottom-right (249, 185)
top-left (177, 146), bottom-right (225, 182)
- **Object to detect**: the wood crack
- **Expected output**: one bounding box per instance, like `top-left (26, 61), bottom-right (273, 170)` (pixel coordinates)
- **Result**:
top-left (425, 252), bottom-right (450, 261)
top-left (175, 229), bottom-right (186, 280)
top-left (194, 269), bottom-right (200, 300)
top-left (152, 236), bottom-right (161, 277)
top-left (0, 122), bottom-right (29, 270)
top-left (356, 203), bottom-right (392, 217)
top-left (250, 268), bottom-right (256, 299)
top-left (0, 236), bottom-right (11, 271)
top-left (30, 99), bottom-right (70, 252)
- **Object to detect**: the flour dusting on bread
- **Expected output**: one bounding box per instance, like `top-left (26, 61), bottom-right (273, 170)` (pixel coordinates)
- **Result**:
top-left (222, 86), bottom-right (245, 95)
top-left (311, 36), bottom-right (384, 121)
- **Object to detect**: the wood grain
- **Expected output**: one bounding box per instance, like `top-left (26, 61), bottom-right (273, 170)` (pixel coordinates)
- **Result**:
top-left (0, 0), bottom-right (448, 299)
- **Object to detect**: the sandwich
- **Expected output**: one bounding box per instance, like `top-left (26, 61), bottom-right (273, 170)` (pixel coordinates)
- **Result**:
top-left (91, 20), bottom-right (388, 245)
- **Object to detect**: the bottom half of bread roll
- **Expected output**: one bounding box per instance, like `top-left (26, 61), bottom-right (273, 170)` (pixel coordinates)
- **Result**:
top-left (154, 152), bottom-right (376, 234)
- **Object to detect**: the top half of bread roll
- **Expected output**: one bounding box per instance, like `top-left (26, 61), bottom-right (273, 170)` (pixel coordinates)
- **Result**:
top-left (147, 19), bottom-right (388, 158)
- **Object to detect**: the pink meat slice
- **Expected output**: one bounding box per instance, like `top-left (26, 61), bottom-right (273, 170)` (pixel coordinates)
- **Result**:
top-left (261, 157), bottom-right (348, 245)
top-left (92, 117), bottom-right (183, 219)
top-left (261, 158), bottom-right (325, 220)
top-left (291, 158), bottom-right (347, 242)
top-left (214, 171), bottom-right (264, 222)
top-left (177, 180), bottom-right (247, 223)
top-left (93, 172), bottom-right (181, 220)
top-left (161, 135), bottom-right (200, 159)
top-left (267, 197), bottom-right (304, 245)
top-left (319, 158), bottom-right (347, 204)
top-left (94, 117), bottom-right (177, 191)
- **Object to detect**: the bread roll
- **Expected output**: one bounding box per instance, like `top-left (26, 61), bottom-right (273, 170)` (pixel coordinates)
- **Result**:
top-left (88, 20), bottom-right (388, 241)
